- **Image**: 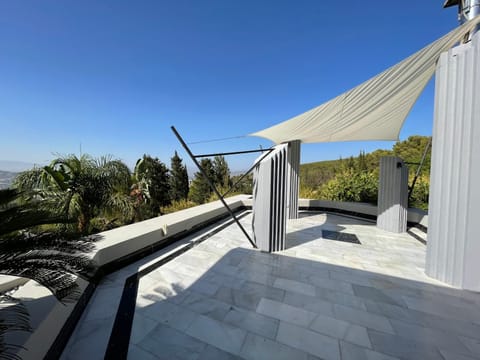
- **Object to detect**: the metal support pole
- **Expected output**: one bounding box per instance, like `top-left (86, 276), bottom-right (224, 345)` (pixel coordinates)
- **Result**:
top-left (408, 137), bottom-right (432, 200)
top-left (194, 148), bottom-right (270, 158)
top-left (221, 148), bottom-right (274, 198)
top-left (171, 126), bottom-right (257, 249)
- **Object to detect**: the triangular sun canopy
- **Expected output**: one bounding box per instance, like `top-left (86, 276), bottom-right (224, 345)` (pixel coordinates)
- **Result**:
top-left (251, 16), bottom-right (480, 144)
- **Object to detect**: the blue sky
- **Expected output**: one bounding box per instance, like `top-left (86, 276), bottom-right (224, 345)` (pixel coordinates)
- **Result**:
top-left (0, 1), bottom-right (459, 172)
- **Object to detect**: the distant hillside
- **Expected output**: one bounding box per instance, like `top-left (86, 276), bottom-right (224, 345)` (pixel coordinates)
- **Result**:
top-left (0, 160), bottom-right (36, 172)
top-left (0, 170), bottom-right (18, 189)
top-left (300, 135), bottom-right (432, 189)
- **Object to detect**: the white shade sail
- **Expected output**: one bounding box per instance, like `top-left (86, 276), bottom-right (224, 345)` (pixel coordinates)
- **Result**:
top-left (251, 16), bottom-right (480, 144)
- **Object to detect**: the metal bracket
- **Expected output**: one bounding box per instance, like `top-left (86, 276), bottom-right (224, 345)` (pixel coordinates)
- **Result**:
top-left (171, 126), bottom-right (258, 249)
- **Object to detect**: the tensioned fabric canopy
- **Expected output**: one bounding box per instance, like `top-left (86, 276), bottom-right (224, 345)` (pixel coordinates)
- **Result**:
top-left (250, 16), bottom-right (480, 144)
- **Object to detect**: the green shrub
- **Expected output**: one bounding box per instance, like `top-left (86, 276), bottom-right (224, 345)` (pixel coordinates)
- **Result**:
top-left (160, 199), bottom-right (197, 214)
top-left (318, 170), bottom-right (378, 204)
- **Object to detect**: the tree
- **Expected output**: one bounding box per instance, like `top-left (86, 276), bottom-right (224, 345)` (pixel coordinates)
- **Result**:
top-left (189, 158), bottom-right (214, 204)
top-left (133, 155), bottom-right (171, 216)
top-left (14, 154), bottom-right (133, 234)
top-left (357, 150), bottom-right (368, 172)
top-left (213, 156), bottom-right (230, 189)
top-left (393, 136), bottom-right (432, 176)
top-left (169, 151), bottom-right (189, 202)
top-left (0, 189), bottom-right (96, 359)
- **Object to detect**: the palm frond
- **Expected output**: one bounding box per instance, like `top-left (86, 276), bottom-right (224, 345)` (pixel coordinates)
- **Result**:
top-left (0, 294), bottom-right (32, 360)
top-left (0, 206), bottom-right (71, 237)
top-left (0, 232), bottom-right (96, 255)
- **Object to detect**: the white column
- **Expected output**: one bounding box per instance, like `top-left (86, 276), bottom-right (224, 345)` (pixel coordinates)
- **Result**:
top-left (377, 156), bottom-right (408, 233)
top-left (426, 32), bottom-right (480, 291)
top-left (252, 144), bottom-right (288, 252)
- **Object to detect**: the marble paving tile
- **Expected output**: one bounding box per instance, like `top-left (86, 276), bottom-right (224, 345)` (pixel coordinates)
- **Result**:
top-left (311, 276), bottom-right (355, 294)
top-left (339, 341), bottom-right (400, 360)
top-left (402, 295), bottom-right (480, 324)
top-left (197, 345), bottom-right (242, 360)
top-left (276, 321), bottom-right (340, 360)
top-left (389, 319), bottom-right (471, 355)
top-left (61, 317), bottom-right (115, 360)
top-left (368, 329), bottom-right (444, 360)
top-left (223, 306), bottom-right (279, 339)
top-left (185, 314), bottom-right (247, 355)
top-left (365, 300), bottom-right (480, 341)
top-left (352, 284), bottom-right (404, 307)
top-left (214, 286), bottom-right (262, 311)
top-left (310, 314), bottom-right (371, 348)
top-left (179, 290), bottom-right (231, 321)
top-left (202, 271), bottom-right (246, 290)
top-left (333, 304), bottom-right (394, 334)
top-left (140, 299), bottom-right (198, 332)
top-left (273, 278), bottom-right (316, 296)
top-left (130, 312), bottom-right (158, 345)
top-left (316, 287), bottom-right (367, 311)
top-left (240, 332), bottom-right (316, 360)
top-left (257, 298), bottom-right (317, 327)
top-left (127, 344), bottom-right (158, 360)
top-left (459, 336), bottom-right (480, 357)
top-left (82, 285), bottom-right (124, 322)
top-left (137, 323), bottom-right (206, 360)
top-left (439, 349), bottom-right (479, 360)
top-left (283, 290), bottom-right (335, 317)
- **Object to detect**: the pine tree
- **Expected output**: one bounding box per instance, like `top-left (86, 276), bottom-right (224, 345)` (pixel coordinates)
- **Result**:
top-left (213, 155), bottom-right (231, 188)
top-left (357, 150), bottom-right (368, 172)
top-left (189, 158), bottom-right (214, 204)
top-left (169, 151), bottom-right (189, 201)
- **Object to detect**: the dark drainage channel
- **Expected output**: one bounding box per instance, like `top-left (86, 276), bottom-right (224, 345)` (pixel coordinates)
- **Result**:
top-left (322, 230), bottom-right (361, 244)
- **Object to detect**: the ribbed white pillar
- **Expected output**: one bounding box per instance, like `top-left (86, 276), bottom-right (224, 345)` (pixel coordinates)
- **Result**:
top-left (252, 144), bottom-right (288, 252)
top-left (376, 157), bottom-right (408, 233)
top-left (426, 32), bottom-right (480, 291)
top-left (287, 140), bottom-right (301, 220)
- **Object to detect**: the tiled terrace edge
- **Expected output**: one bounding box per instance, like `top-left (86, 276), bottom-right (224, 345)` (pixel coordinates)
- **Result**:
top-left (9, 195), bottom-right (428, 359)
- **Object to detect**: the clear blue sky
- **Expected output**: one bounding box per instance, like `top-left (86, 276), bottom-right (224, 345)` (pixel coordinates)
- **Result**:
top-left (0, 1), bottom-right (459, 173)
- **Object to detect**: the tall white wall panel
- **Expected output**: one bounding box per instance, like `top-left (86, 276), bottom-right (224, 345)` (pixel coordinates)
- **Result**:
top-left (377, 157), bottom-right (408, 233)
top-left (252, 144), bottom-right (288, 252)
top-left (426, 32), bottom-right (480, 291)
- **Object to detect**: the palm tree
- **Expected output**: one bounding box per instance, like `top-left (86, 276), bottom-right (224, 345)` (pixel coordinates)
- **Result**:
top-left (0, 188), bottom-right (96, 360)
top-left (14, 154), bottom-right (134, 234)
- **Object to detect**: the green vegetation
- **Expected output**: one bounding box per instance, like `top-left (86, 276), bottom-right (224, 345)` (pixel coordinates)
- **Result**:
top-left (300, 135), bottom-right (432, 210)
top-left (169, 151), bottom-right (189, 202)
top-left (0, 188), bottom-right (96, 359)
top-left (14, 154), bottom-right (133, 234)
top-left (132, 155), bottom-right (171, 220)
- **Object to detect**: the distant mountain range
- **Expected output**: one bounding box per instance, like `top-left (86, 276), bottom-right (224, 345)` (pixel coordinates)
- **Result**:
top-left (0, 161), bottom-right (38, 189)
top-left (0, 170), bottom-right (18, 189)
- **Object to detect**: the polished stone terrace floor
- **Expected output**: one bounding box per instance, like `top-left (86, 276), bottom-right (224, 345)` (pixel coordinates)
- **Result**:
top-left (61, 211), bottom-right (480, 360)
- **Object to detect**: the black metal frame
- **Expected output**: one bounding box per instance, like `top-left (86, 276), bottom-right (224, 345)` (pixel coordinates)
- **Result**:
top-left (171, 126), bottom-right (274, 249)
top-left (408, 137), bottom-right (432, 200)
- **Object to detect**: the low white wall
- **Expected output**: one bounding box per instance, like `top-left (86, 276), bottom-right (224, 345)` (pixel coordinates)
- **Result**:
top-left (0, 275), bottom-right (29, 293)
top-left (92, 194), bottom-right (252, 267)
top-left (299, 199), bottom-right (428, 227)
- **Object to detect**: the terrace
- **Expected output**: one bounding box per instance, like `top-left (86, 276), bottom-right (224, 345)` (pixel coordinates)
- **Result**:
top-left (3, 4), bottom-right (480, 360)
top-left (49, 199), bottom-right (479, 360)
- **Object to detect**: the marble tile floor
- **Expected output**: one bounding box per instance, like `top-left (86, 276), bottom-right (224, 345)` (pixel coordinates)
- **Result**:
top-left (61, 211), bottom-right (480, 360)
